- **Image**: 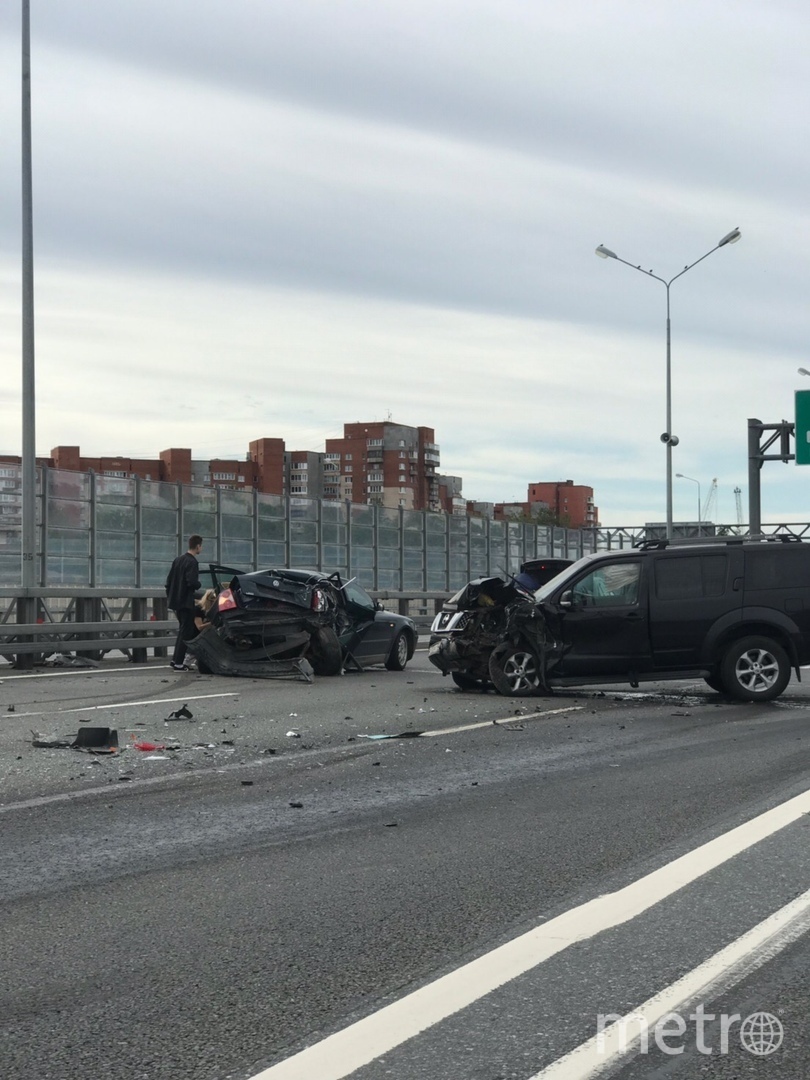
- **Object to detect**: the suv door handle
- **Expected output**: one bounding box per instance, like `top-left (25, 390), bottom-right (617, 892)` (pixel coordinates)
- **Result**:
top-left (624, 611), bottom-right (642, 620)
top-left (732, 576), bottom-right (743, 591)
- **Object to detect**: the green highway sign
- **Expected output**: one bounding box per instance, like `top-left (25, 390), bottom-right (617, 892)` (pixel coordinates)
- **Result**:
top-left (796, 391), bottom-right (810, 465)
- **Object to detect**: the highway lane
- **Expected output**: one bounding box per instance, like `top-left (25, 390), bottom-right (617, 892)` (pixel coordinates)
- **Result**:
top-left (1, 654), bottom-right (808, 1079)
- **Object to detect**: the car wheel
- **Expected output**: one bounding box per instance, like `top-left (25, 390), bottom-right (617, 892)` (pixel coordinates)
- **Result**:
top-left (385, 631), bottom-right (410, 671)
top-left (451, 672), bottom-right (490, 691)
top-left (719, 636), bottom-right (791, 702)
top-left (306, 626), bottom-right (343, 676)
top-left (488, 644), bottom-right (544, 696)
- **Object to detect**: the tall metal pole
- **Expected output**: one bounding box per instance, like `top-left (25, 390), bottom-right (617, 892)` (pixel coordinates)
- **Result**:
top-left (21, 0), bottom-right (36, 591)
top-left (665, 286), bottom-right (672, 536)
top-left (595, 229), bottom-right (740, 541)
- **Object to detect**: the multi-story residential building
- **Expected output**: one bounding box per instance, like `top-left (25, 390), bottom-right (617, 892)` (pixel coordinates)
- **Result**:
top-left (494, 480), bottom-right (598, 527)
top-left (0, 431), bottom-right (597, 523)
top-left (323, 422), bottom-right (441, 511)
top-left (284, 450), bottom-right (325, 501)
top-left (528, 480), bottom-right (598, 527)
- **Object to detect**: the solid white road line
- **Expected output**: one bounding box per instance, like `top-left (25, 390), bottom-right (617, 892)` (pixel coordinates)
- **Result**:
top-left (532, 887), bottom-right (810, 1078)
top-left (422, 706), bottom-right (583, 736)
top-left (249, 786), bottom-right (810, 1080)
top-left (0, 665), bottom-right (138, 680)
top-left (8, 692), bottom-right (239, 719)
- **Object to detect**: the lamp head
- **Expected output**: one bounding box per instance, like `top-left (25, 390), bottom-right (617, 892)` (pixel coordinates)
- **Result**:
top-left (718, 227), bottom-right (741, 247)
top-left (595, 244), bottom-right (617, 259)
top-left (799, 367), bottom-right (810, 377)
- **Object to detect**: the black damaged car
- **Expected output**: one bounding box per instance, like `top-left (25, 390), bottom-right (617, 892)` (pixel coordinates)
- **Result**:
top-left (187, 565), bottom-right (417, 679)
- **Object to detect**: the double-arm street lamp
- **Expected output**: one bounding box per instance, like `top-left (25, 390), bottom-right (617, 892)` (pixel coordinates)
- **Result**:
top-left (675, 472), bottom-right (701, 526)
top-left (595, 228), bottom-right (741, 538)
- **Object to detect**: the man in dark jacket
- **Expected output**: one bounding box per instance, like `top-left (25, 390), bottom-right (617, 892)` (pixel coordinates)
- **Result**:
top-left (165, 535), bottom-right (203, 670)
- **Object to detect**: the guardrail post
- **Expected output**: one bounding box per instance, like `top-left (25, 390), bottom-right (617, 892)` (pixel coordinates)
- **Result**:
top-left (153, 596), bottom-right (169, 658)
top-left (75, 596), bottom-right (102, 661)
top-left (131, 597), bottom-right (147, 663)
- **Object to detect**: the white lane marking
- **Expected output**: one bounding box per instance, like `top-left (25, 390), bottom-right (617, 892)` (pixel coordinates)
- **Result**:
top-left (8, 692), bottom-right (239, 719)
top-left (0, 665), bottom-right (138, 680)
top-left (249, 785), bottom-right (810, 1080)
top-left (422, 706), bottom-right (583, 736)
top-left (532, 887), bottom-right (810, 1079)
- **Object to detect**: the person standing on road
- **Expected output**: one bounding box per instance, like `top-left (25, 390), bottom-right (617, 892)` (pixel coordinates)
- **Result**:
top-left (165, 535), bottom-right (203, 671)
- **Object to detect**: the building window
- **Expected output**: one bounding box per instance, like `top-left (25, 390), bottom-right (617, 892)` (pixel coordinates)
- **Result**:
top-left (367, 438), bottom-right (383, 447)
top-left (212, 472), bottom-right (236, 481)
top-left (344, 453), bottom-right (352, 461)
top-left (344, 465), bottom-right (352, 473)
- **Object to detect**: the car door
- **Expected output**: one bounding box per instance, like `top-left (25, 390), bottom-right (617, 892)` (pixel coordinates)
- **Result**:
top-left (339, 579), bottom-right (392, 665)
top-left (648, 550), bottom-right (742, 668)
top-left (544, 558), bottom-right (652, 677)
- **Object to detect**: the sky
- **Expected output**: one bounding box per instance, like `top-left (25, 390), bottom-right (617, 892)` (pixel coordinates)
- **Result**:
top-left (1, 0), bottom-right (809, 527)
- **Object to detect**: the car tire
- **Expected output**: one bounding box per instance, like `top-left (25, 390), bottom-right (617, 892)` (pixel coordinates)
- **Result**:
top-left (719, 636), bottom-right (791, 702)
top-left (488, 644), bottom-right (545, 696)
top-left (196, 659), bottom-right (213, 675)
top-left (385, 631), bottom-right (410, 671)
top-left (306, 626), bottom-right (343, 676)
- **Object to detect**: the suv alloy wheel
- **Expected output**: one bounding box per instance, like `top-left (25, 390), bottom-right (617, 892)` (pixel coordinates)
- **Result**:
top-left (488, 644), bottom-right (544, 696)
top-left (719, 635), bottom-right (791, 702)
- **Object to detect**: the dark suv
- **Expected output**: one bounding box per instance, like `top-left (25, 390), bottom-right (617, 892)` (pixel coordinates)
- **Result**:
top-left (428, 537), bottom-right (810, 702)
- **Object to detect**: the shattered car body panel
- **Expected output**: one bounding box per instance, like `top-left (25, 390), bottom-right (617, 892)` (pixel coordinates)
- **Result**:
top-left (428, 580), bottom-right (561, 691)
top-left (187, 564), bottom-right (417, 678)
top-left (428, 561), bottom-right (572, 690)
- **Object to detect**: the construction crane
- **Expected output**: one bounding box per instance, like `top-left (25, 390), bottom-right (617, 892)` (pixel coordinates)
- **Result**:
top-left (701, 478), bottom-right (718, 522)
top-left (734, 486), bottom-right (743, 526)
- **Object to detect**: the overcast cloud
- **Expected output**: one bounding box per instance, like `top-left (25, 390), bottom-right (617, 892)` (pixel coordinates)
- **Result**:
top-left (1, 0), bottom-right (809, 526)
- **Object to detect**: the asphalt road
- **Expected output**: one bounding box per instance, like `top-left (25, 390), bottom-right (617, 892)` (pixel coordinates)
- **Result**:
top-left (1, 652), bottom-right (808, 1080)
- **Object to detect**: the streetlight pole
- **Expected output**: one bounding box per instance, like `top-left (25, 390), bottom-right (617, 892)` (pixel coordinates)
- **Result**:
top-left (596, 228), bottom-right (741, 539)
top-left (676, 472), bottom-right (701, 529)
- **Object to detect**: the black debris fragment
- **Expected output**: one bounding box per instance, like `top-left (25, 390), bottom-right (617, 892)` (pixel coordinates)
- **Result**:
top-left (289, 801), bottom-right (304, 808)
top-left (166, 704), bottom-right (194, 721)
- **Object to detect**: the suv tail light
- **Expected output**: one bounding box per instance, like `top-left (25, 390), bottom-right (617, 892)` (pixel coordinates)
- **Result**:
top-left (217, 588), bottom-right (237, 612)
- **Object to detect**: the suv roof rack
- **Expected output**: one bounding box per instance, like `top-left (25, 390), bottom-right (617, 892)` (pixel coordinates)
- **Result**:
top-left (634, 534), bottom-right (804, 551)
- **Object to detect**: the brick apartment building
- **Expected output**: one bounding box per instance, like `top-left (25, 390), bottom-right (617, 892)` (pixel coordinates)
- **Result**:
top-left (0, 423), bottom-right (452, 512)
top-left (1, 430), bottom-right (595, 521)
top-left (323, 422), bottom-right (442, 511)
top-left (495, 480), bottom-right (598, 528)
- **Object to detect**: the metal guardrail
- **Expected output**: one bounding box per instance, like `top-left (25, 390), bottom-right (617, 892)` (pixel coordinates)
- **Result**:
top-left (0, 587), bottom-right (446, 665)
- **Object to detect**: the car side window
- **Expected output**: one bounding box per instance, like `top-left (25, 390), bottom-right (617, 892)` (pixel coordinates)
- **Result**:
top-left (571, 562), bottom-right (641, 607)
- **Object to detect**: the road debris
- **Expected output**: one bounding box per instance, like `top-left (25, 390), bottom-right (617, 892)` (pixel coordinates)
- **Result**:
top-left (165, 704), bottom-right (194, 721)
top-left (31, 727), bottom-right (119, 753)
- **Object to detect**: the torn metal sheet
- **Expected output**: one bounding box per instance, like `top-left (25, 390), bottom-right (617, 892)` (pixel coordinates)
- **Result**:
top-left (186, 627), bottom-right (314, 682)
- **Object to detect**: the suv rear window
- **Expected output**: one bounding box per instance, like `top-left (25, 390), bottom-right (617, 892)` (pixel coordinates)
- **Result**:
top-left (745, 547), bottom-right (810, 590)
top-left (654, 554), bottom-right (728, 600)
